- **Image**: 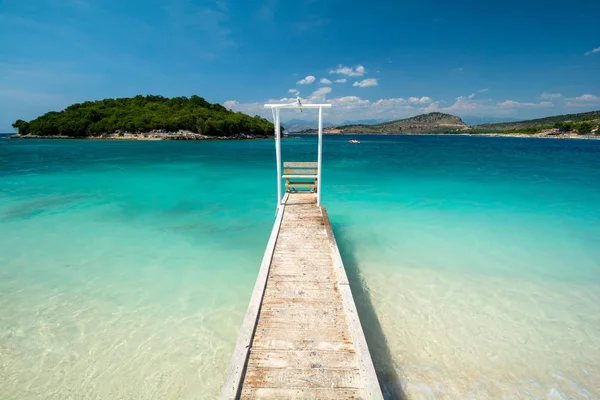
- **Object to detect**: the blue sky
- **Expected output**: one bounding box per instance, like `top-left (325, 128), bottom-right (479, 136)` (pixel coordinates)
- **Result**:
top-left (1, 0), bottom-right (599, 129)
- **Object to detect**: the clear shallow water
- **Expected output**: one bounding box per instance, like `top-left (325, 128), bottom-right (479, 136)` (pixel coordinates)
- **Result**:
top-left (1, 135), bottom-right (599, 399)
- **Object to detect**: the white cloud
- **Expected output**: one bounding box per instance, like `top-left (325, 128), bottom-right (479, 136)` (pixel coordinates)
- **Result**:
top-left (478, 88), bottom-right (489, 93)
top-left (497, 100), bottom-right (554, 108)
top-left (565, 94), bottom-right (600, 106)
top-left (373, 98), bottom-right (406, 107)
top-left (442, 95), bottom-right (481, 113)
top-left (288, 88), bottom-right (299, 95)
top-left (297, 75), bottom-right (315, 84)
top-left (311, 86), bottom-right (332, 99)
top-left (540, 92), bottom-right (562, 99)
top-left (331, 96), bottom-right (370, 108)
top-left (584, 47), bottom-right (600, 56)
top-left (225, 94), bottom-right (431, 124)
top-left (225, 87), bottom-right (600, 127)
top-left (225, 93), bottom-right (441, 126)
top-left (566, 94), bottom-right (599, 102)
top-left (423, 102), bottom-right (440, 113)
top-left (408, 96), bottom-right (433, 104)
top-left (224, 100), bottom-right (240, 110)
top-left (329, 65), bottom-right (366, 77)
top-left (319, 78), bottom-right (332, 85)
top-left (352, 78), bottom-right (378, 87)
top-left (437, 93), bottom-right (555, 116)
top-left (334, 78), bottom-right (347, 83)
top-left (328, 95), bottom-right (442, 122)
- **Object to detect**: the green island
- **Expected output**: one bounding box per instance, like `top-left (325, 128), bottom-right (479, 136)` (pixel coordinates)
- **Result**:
top-left (10, 98), bottom-right (600, 140)
top-left (296, 110), bottom-right (600, 137)
top-left (11, 95), bottom-right (277, 140)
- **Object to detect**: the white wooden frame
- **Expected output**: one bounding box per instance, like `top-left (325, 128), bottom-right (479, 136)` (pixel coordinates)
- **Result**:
top-left (265, 99), bottom-right (332, 207)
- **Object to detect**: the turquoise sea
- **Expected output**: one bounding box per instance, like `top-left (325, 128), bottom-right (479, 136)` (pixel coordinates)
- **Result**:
top-left (1, 134), bottom-right (599, 399)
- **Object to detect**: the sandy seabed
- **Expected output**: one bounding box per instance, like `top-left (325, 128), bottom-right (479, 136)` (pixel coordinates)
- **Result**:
top-left (361, 264), bottom-right (600, 399)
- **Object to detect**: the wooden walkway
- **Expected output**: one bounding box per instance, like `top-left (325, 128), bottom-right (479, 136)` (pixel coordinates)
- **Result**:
top-left (221, 192), bottom-right (382, 399)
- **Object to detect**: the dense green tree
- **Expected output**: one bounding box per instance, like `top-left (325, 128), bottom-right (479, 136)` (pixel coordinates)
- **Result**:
top-left (577, 122), bottom-right (593, 134)
top-left (13, 95), bottom-right (278, 137)
top-left (12, 120), bottom-right (29, 134)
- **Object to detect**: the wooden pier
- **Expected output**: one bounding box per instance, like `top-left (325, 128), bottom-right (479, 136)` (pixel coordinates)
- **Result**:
top-left (221, 192), bottom-right (383, 399)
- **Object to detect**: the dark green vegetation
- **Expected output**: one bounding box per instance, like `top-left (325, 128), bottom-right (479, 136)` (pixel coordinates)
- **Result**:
top-left (12, 95), bottom-right (276, 137)
top-left (473, 110), bottom-right (600, 133)
top-left (486, 121), bottom-right (597, 135)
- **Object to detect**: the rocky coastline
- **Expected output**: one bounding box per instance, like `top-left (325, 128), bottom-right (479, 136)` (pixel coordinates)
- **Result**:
top-left (9, 130), bottom-right (271, 141)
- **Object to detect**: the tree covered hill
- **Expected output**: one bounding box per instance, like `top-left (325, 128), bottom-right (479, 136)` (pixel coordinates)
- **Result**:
top-left (298, 112), bottom-right (467, 134)
top-left (473, 110), bottom-right (600, 132)
top-left (12, 95), bottom-right (276, 137)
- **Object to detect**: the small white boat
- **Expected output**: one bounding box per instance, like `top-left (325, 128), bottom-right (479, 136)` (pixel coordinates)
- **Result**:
top-left (348, 139), bottom-right (361, 144)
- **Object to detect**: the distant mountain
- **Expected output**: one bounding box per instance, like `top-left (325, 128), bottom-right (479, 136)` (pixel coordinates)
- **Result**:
top-left (473, 110), bottom-right (600, 131)
top-left (285, 119), bottom-right (385, 133)
top-left (461, 116), bottom-right (519, 125)
top-left (283, 119), bottom-right (319, 126)
top-left (340, 119), bottom-right (386, 125)
top-left (298, 112), bottom-right (468, 134)
top-left (290, 110), bottom-right (600, 135)
top-left (282, 119), bottom-right (334, 133)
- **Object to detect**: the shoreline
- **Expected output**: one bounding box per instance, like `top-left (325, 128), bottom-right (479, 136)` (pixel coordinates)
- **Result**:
top-left (7, 133), bottom-right (271, 141)
top-left (467, 132), bottom-right (600, 140)
top-left (289, 132), bottom-right (600, 140)
top-left (7, 132), bottom-right (599, 141)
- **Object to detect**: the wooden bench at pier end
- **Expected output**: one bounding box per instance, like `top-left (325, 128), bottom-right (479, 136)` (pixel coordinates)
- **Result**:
top-left (282, 162), bottom-right (318, 192)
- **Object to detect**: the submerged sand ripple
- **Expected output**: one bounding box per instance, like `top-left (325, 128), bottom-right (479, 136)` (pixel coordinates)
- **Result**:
top-left (362, 264), bottom-right (600, 399)
top-left (0, 284), bottom-right (244, 399)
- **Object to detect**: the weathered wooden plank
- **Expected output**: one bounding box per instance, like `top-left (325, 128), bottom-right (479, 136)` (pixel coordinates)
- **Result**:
top-left (267, 280), bottom-right (335, 291)
top-left (286, 187), bottom-right (316, 192)
top-left (284, 195), bottom-right (317, 204)
top-left (258, 303), bottom-right (344, 319)
top-left (271, 256), bottom-right (331, 264)
top-left (283, 162), bottom-right (318, 168)
top-left (252, 317), bottom-right (347, 331)
top-left (261, 296), bottom-right (342, 307)
top-left (224, 192), bottom-right (383, 399)
top-left (283, 168), bottom-right (318, 174)
top-left (286, 184), bottom-right (316, 191)
top-left (247, 350), bottom-right (358, 370)
top-left (254, 328), bottom-right (351, 343)
top-left (268, 267), bottom-right (333, 278)
top-left (240, 387), bottom-right (364, 399)
top-left (270, 257), bottom-right (331, 266)
top-left (243, 367), bottom-right (363, 389)
top-left (263, 286), bottom-right (338, 300)
top-left (321, 207), bottom-right (383, 400)
top-left (268, 273), bottom-right (335, 283)
top-left (283, 175), bottom-right (318, 180)
top-left (251, 338), bottom-right (355, 352)
top-left (285, 180), bottom-right (316, 184)
top-left (220, 195), bottom-right (289, 399)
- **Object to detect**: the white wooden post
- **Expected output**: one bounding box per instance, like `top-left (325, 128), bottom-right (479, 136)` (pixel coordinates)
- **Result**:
top-left (275, 108), bottom-right (282, 207)
top-left (317, 106), bottom-right (323, 206)
top-left (264, 100), bottom-right (331, 210)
